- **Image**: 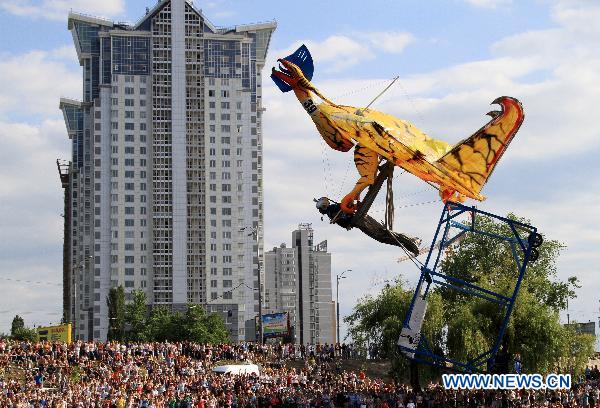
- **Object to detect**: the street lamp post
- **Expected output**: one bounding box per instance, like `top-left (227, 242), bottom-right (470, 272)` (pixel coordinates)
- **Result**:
top-left (336, 269), bottom-right (352, 344)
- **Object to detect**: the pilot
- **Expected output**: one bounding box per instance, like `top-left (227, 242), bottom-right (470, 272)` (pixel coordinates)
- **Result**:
top-left (315, 197), bottom-right (353, 229)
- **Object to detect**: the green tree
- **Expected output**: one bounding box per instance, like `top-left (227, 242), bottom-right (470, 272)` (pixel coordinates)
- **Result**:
top-left (184, 305), bottom-right (230, 343)
top-left (10, 315), bottom-right (24, 336)
top-left (10, 315), bottom-right (37, 341)
top-left (142, 306), bottom-right (182, 342)
top-left (125, 290), bottom-right (148, 341)
top-left (142, 305), bottom-right (230, 343)
top-left (107, 286), bottom-right (125, 341)
top-left (12, 326), bottom-right (38, 341)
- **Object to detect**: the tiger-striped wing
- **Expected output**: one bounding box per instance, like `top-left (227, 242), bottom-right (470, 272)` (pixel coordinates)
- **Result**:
top-left (435, 96), bottom-right (524, 198)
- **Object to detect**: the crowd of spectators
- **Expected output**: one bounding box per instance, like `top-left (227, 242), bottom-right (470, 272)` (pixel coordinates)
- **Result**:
top-left (0, 339), bottom-right (598, 407)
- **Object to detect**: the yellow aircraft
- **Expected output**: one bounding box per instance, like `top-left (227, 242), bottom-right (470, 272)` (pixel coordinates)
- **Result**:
top-left (271, 45), bottom-right (524, 214)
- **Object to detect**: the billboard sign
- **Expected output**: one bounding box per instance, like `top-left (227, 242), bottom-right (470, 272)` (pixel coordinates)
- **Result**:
top-left (36, 323), bottom-right (72, 344)
top-left (262, 312), bottom-right (289, 338)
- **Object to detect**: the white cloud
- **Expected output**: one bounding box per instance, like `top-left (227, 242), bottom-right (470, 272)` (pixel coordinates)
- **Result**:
top-left (0, 46), bottom-right (75, 331)
top-left (0, 47), bottom-right (80, 119)
top-left (270, 30), bottom-right (414, 75)
top-left (363, 31), bottom-right (414, 54)
top-left (50, 44), bottom-right (78, 60)
top-left (278, 36), bottom-right (374, 74)
top-left (551, 0), bottom-right (600, 33)
top-left (0, 118), bottom-right (68, 331)
top-left (0, 0), bottom-right (124, 21)
top-left (464, 0), bottom-right (513, 9)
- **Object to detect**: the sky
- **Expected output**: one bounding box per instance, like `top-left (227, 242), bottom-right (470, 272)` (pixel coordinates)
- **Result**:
top-left (0, 0), bottom-right (598, 345)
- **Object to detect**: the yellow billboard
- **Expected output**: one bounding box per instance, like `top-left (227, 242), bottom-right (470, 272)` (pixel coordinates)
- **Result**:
top-left (36, 323), bottom-right (72, 344)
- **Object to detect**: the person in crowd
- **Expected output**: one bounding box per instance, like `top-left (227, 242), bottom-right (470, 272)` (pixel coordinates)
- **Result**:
top-left (0, 338), bottom-right (598, 407)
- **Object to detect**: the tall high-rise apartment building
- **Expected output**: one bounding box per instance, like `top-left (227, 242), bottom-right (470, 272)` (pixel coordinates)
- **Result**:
top-left (57, 0), bottom-right (275, 341)
top-left (264, 224), bottom-right (335, 344)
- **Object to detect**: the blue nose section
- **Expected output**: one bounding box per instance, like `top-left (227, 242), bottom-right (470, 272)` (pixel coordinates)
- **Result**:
top-left (271, 44), bottom-right (314, 93)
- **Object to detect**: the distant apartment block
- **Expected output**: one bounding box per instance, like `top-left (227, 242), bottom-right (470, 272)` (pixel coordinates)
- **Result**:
top-left (57, 0), bottom-right (275, 341)
top-left (264, 224), bottom-right (336, 344)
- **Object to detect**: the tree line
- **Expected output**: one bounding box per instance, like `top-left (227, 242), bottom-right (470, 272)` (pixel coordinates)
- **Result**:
top-left (4, 289), bottom-right (231, 344)
top-left (106, 288), bottom-right (230, 343)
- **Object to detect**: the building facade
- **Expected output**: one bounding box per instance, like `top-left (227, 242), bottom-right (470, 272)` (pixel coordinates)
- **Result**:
top-left (58, 0), bottom-right (275, 341)
top-left (264, 224), bottom-right (335, 344)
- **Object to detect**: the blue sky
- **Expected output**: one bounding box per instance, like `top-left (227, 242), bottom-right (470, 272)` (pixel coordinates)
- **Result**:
top-left (0, 0), bottom-right (598, 345)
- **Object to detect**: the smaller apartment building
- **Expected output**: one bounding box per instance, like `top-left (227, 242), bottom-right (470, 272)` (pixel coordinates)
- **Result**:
top-left (264, 224), bottom-right (335, 344)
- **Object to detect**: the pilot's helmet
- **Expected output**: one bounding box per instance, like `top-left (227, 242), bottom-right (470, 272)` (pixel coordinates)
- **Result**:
top-left (315, 197), bottom-right (330, 212)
